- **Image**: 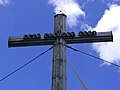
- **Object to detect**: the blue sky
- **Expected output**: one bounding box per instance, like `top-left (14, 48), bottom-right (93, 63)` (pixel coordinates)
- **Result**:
top-left (0, 0), bottom-right (120, 90)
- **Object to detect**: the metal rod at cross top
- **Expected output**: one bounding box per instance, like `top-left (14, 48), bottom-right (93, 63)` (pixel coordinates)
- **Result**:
top-left (8, 13), bottom-right (113, 90)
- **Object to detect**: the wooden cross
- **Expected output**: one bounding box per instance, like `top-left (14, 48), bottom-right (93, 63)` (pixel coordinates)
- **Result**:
top-left (8, 13), bottom-right (113, 90)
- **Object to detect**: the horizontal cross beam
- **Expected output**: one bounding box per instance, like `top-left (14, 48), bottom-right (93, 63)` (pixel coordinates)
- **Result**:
top-left (8, 31), bottom-right (113, 47)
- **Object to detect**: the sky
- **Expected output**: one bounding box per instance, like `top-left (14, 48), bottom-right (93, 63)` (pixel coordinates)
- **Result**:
top-left (0, 0), bottom-right (120, 90)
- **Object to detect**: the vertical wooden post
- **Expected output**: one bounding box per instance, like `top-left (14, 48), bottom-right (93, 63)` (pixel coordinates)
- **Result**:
top-left (52, 14), bottom-right (67, 90)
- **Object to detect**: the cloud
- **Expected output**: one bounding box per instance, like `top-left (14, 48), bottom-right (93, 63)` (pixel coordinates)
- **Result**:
top-left (49, 0), bottom-right (85, 28)
top-left (0, 0), bottom-right (10, 6)
top-left (81, 23), bottom-right (92, 31)
top-left (92, 4), bottom-right (120, 65)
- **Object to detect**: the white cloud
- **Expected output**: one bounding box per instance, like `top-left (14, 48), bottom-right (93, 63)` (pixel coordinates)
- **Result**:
top-left (92, 4), bottom-right (120, 65)
top-left (0, 0), bottom-right (10, 6)
top-left (81, 23), bottom-right (92, 31)
top-left (49, 0), bottom-right (85, 28)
